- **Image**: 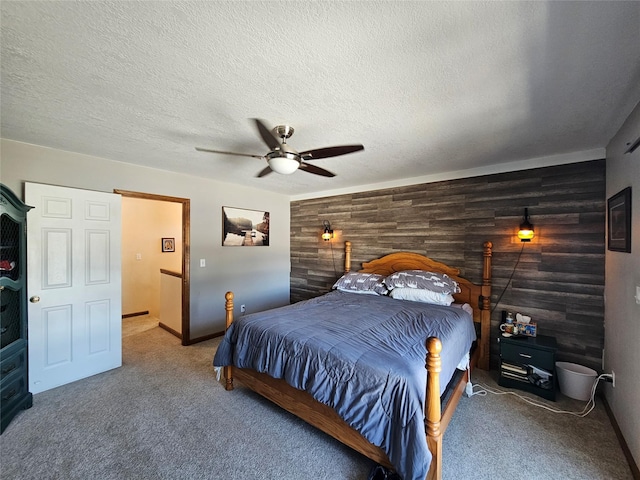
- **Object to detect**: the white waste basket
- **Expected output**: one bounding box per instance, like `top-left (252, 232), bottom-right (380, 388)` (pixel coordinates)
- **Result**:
top-left (555, 361), bottom-right (598, 401)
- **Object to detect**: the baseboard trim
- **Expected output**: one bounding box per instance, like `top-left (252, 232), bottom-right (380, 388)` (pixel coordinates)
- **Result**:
top-left (122, 311), bottom-right (149, 318)
top-left (185, 330), bottom-right (225, 345)
top-left (602, 395), bottom-right (640, 479)
top-left (159, 322), bottom-right (182, 340)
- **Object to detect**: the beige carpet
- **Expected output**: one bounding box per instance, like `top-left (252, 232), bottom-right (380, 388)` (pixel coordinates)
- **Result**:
top-left (0, 318), bottom-right (633, 479)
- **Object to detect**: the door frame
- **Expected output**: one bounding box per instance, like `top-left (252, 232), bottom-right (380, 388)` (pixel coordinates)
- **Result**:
top-left (114, 189), bottom-right (191, 345)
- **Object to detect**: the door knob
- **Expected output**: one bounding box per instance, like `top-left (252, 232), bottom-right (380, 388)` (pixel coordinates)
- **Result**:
top-left (30, 296), bottom-right (40, 303)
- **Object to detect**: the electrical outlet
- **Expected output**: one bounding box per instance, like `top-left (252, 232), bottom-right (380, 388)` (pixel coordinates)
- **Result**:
top-left (135, 253), bottom-right (142, 260)
top-left (240, 304), bottom-right (246, 313)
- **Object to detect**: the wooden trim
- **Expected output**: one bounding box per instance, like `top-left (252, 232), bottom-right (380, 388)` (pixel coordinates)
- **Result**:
top-left (602, 395), bottom-right (640, 479)
top-left (160, 269), bottom-right (182, 278)
top-left (114, 189), bottom-right (191, 345)
top-left (122, 311), bottom-right (149, 318)
top-left (158, 322), bottom-right (182, 339)
top-left (185, 330), bottom-right (225, 345)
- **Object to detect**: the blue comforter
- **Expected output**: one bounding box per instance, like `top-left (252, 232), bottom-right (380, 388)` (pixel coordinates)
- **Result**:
top-left (213, 290), bottom-right (476, 480)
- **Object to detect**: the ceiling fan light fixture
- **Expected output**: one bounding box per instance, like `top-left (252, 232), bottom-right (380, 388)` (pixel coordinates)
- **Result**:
top-left (197, 119), bottom-right (363, 178)
top-left (266, 152), bottom-right (300, 175)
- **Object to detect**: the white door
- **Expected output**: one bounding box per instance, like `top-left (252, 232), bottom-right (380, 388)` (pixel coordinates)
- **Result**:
top-left (26, 183), bottom-right (122, 394)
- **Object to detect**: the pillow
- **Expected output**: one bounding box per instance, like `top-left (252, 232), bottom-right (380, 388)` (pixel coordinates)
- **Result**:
top-left (332, 272), bottom-right (388, 295)
top-left (383, 269), bottom-right (460, 294)
top-left (389, 287), bottom-right (455, 306)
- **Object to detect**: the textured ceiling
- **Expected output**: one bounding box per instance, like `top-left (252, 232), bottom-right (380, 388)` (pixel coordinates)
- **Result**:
top-left (2, 1), bottom-right (639, 197)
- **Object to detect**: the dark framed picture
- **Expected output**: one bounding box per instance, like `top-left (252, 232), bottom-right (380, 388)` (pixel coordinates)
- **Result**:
top-left (222, 206), bottom-right (270, 246)
top-left (162, 237), bottom-right (175, 252)
top-left (607, 187), bottom-right (631, 253)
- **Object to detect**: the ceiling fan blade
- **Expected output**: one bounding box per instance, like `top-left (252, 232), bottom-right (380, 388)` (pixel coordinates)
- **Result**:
top-left (256, 165), bottom-right (273, 178)
top-left (195, 147), bottom-right (264, 160)
top-left (299, 144), bottom-right (364, 160)
top-left (253, 119), bottom-right (281, 151)
top-left (299, 162), bottom-right (335, 177)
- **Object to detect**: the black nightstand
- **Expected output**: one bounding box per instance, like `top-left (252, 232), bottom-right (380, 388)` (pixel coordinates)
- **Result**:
top-left (498, 334), bottom-right (557, 401)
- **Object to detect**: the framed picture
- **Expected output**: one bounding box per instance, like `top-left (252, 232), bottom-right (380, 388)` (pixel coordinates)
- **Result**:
top-left (162, 237), bottom-right (175, 252)
top-left (607, 187), bottom-right (631, 253)
top-left (222, 206), bottom-right (270, 246)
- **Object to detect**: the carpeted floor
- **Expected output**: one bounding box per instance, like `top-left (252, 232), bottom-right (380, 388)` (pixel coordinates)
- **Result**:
top-left (0, 315), bottom-right (633, 479)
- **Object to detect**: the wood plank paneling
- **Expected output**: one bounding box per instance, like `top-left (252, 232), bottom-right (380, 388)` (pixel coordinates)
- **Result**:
top-left (291, 160), bottom-right (606, 370)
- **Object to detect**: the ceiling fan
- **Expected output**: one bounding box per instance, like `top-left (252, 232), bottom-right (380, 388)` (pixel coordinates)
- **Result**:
top-left (196, 119), bottom-right (364, 178)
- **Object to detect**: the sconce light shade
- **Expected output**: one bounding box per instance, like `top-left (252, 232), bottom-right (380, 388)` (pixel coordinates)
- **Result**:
top-left (322, 220), bottom-right (333, 241)
top-left (518, 208), bottom-right (534, 242)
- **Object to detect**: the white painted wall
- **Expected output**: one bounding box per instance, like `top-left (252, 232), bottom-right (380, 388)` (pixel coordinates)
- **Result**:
top-left (0, 139), bottom-right (291, 338)
top-left (605, 100), bottom-right (640, 468)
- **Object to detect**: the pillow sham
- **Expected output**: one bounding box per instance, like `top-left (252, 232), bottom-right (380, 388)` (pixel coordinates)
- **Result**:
top-left (332, 272), bottom-right (388, 295)
top-left (383, 269), bottom-right (460, 294)
top-left (389, 287), bottom-right (455, 306)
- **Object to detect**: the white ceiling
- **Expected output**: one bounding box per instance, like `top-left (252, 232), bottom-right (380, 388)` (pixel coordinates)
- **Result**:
top-left (2, 1), bottom-right (639, 198)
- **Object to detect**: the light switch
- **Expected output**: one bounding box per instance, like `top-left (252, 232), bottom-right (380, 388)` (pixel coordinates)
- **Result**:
top-left (635, 286), bottom-right (640, 305)
top-left (200, 259), bottom-right (206, 267)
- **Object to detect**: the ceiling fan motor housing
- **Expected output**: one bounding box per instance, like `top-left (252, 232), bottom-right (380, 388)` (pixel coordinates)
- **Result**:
top-left (274, 125), bottom-right (294, 140)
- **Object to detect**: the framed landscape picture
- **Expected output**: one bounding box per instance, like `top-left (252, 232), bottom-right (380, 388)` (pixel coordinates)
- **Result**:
top-left (222, 206), bottom-right (270, 246)
top-left (607, 187), bottom-right (631, 253)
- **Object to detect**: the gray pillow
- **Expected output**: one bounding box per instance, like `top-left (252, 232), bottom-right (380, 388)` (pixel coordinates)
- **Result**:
top-left (332, 272), bottom-right (388, 295)
top-left (383, 270), bottom-right (460, 294)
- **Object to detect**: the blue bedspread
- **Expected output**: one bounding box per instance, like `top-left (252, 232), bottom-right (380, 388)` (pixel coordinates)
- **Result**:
top-left (213, 290), bottom-right (476, 480)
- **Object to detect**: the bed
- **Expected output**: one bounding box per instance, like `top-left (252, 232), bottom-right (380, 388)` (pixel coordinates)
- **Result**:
top-left (213, 241), bottom-right (492, 480)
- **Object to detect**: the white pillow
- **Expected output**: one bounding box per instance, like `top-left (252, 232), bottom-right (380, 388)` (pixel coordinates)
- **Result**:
top-left (389, 287), bottom-right (455, 306)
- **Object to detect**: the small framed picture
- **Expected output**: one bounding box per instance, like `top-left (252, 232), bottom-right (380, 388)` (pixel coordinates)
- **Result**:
top-left (162, 237), bottom-right (175, 252)
top-left (607, 187), bottom-right (631, 253)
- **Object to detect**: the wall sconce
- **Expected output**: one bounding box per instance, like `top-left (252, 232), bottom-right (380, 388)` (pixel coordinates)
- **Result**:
top-left (322, 220), bottom-right (334, 241)
top-left (517, 208), bottom-right (534, 242)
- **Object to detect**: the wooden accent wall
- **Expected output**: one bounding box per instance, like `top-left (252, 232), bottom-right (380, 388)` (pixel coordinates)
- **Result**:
top-left (291, 160), bottom-right (606, 370)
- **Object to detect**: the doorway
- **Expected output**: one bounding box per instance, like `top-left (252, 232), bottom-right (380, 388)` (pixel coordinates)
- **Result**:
top-left (114, 189), bottom-right (191, 345)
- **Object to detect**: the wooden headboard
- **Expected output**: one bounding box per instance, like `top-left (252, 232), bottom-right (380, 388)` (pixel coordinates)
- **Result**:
top-left (342, 240), bottom-right (492, 370)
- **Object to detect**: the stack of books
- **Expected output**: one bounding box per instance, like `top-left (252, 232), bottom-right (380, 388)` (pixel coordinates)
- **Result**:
top-left (500, 362), bottom-right (531, 383)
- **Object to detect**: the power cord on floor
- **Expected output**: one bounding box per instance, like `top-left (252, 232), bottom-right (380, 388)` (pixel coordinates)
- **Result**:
top-left (465, 372), bottom-right (613, 418)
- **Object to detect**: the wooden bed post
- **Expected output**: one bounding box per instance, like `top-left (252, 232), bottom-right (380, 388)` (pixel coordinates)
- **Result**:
top-left (425, 336), bottom-right (442, 480)
top-left (224, 291), bottom-right (234, 391)
top-left (344, 240), bottom-right (352, 273)
top-left (479, 241), bottom-right (493, 370)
